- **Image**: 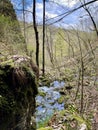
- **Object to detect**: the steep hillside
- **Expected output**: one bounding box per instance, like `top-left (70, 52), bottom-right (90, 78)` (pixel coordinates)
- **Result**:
top-left (0, 0), bottom-right (17, 20)
top-left (0, 0), bottom-right (27, 57)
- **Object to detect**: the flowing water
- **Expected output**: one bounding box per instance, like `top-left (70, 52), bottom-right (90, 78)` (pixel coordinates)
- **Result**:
top-left (36, 81), bottom-right (65, 123)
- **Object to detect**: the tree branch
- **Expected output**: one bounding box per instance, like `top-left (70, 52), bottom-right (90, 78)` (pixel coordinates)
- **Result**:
top-left (46, 0), bottom-right (98, 25)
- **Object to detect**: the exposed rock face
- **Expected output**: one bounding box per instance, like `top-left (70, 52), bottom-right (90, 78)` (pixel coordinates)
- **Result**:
top-left (0, 55), bottom-right (38, 130)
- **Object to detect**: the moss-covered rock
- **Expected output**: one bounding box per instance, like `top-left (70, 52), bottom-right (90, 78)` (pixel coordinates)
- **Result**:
top-left (57, 96), bottom-right (65, 104)
top-left (39, 91), bottom-right (46, 97)
top-left (0, 55), bottom-right (38, 130)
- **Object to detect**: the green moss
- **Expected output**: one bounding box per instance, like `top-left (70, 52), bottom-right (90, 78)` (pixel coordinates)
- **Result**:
top-left (37, 127), bottom-right (53, 130)
top-left (59, 110), bottom-right (66, 116)
top-left (39, 74), bottom-right (51, 87)
top-left (39, 91), bottom-right (46, 97)
top-left (37, 114), bottom-right (53, 129)
top-left (57, 96), bottom-right (65, 104)
top-left (65, 95), bottom-right (70, 99)
top-left (0, 59), bottom-right (14, 66)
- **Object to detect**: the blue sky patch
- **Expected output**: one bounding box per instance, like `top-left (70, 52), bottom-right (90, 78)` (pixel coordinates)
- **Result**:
top-left (10, 0), bottom-right (98, 28)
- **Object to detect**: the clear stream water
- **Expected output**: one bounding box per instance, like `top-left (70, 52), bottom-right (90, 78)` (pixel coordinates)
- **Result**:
top-left (35, 81), bottom-right (65, 123)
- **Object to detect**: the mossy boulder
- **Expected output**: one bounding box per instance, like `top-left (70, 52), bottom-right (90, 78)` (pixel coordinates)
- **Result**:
top-left (0, 55), bottom-right (38, 130)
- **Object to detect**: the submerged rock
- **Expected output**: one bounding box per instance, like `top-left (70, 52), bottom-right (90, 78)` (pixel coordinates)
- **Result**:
top-left (0, 55), bottom-right (38, 130)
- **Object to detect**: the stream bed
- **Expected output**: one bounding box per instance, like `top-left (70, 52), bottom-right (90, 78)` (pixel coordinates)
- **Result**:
top-left (35, 81), bottom-right (65, 124)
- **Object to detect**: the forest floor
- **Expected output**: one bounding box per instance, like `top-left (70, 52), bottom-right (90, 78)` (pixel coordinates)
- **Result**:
top-left (37, 67), bottom-right (98, 130)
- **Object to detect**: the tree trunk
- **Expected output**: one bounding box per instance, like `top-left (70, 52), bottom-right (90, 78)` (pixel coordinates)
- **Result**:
top-left (33, 0), bottom-right (39, 67)
top-left (22, 0), bottom-right (28, 55)
top-left (42, 0), bottom-right (45, 76)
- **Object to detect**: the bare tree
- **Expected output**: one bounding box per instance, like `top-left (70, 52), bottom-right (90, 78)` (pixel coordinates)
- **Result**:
top-left (22, 0), bottom-right (28, 55)
top-left (46, 0), bottom-right (98, 25)
top-left (80, 0), bottom-right (98, 36)
top-left (42, 0), bottom-right (45, 76)
top-left (46, 26), bottom-right (54, 65)
top-left (33, 0), bottom-right (40, 67)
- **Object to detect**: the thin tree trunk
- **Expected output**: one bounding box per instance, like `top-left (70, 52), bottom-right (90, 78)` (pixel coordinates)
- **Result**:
top-left (75, 68), bottom-right (81, 101)
top-left (81, 0), bottom-right (98, 36)
top-left (46, 27), bottom-right (54, 65)
top-left (33, 0), bottom-right (39, 67)
top-left (42, 0), bottom-right (45, 76)
top-left (22, 0), bottom-right (28, 55)
top-left (77, 31), bottom-right (84, 114)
